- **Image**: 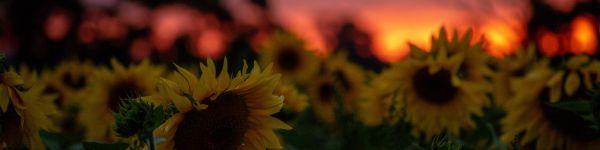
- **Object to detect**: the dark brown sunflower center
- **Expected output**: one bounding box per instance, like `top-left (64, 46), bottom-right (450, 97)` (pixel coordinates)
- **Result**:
top-left (334, 71), bottom-right (353, 92)
top-left (174, 92), bottom-right (249, 150)
top-left (0, 103), bottom-right (23, 145)
top-left (538, 71), bottom-right (600, 140)
top-left (107, 79), bottom-right (144, 112)
top-left (412, 67), bottom-right (457, 104)
top-left (275, 47), bottom-right (301, 72)
top-left (61, 72), bottom-right (87, 90)
top-left (43, 85), bottom-right (65, 108)
top-left (318, 82), bottom-right (335, 103)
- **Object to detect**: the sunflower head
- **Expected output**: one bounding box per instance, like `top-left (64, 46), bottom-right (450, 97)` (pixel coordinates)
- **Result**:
top-left (0, 72), bottom-right (58, 149)
top-left (501, 55), bottom-right (600, 149)
top-left (494, 45), bottom-right (539, 106)
top-left (154, 58), bottom-right (291, 150)
top-left (372, 27), bottom-right (491, 139)
top-left (324, 52), bottom-right (368, 112)
top-left (259, 30), bottom-right (320, 83)
top-left (80, 59), bottom-right (164, 142)
top-left (275, 82), bottom-right (309, 113)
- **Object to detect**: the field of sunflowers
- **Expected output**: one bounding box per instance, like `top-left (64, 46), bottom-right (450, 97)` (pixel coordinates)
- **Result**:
top-left (2, 0), bottom-right (600, 150)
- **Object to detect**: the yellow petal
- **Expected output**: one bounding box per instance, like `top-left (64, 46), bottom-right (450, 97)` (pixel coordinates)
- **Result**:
top-left (110, 58), bottom-right (126, 73)
top-left (171, 94), bottom-right (192, 113)
top-left (566, 56), bottom-right (590, 69)
top-left (546, 71), bottom-right (564, 87)
top-left (436, 46), bottom-right (448, 62)
top-left (549, 83), bottom-right (562, 103)
top-left (428, 65), bottom-right (441, 75)
top-left (564, 72), bottom-right (580, 97)
top-left (2, 72), bottom-right (23, 86)
top-left (8, 89), bottom-right (26, 109)
top-left (446, 52), bottom-right (465, 74)
top-left (173, 64), bottom-right (197, 92)
top-left (0, 86), bottom-right (8, 112)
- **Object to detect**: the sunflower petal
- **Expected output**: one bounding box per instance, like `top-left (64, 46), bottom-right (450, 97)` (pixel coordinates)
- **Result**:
top-left (173, 64), bottom-right (197, 92)
top-left (566, 56), bottom-right (590, 69)
top-left (564, 72), bottom-right (580, 97)
top-left (0, 86), bottom-right (8, 112)
top-left (2, 72), bottom-right (24, 86)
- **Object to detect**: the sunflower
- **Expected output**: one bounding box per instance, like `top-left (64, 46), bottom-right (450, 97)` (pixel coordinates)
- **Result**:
top-left (0, 70), bottom-right (58, 149)
top-left (40, 61), bottom-right (95, 135)
top-left (41, 61), bottom-right (95, 108)
top-left (306, 73), bottom-right (338, 124)
top-left (153, 58), bottom-right (291, 150)
top-left (355, 82), bottom-right (394, 126)
top-left (275, 82), bottom-right (309, 113)
top-left (80, 59), bottom-right (164, 141)
top-left (493, 45), bottom-right (538, 106)
top-left (373, 28), bottom-right (491, 139)
top-left (259, 30), bottom-right (320, 83)
top-left (501, 56), bottom-right (600, 150)
top-left (324, 51), bottom-right (368, 112)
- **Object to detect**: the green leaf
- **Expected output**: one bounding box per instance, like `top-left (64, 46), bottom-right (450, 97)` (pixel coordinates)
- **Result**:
top-left (82, 142), bottom-right (128, 150)
top-left (545, 101), bottom-right (595, 114)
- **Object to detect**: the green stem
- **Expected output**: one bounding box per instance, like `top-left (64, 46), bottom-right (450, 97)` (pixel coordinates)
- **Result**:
top-left (147, 133), bottom-right (156, 150)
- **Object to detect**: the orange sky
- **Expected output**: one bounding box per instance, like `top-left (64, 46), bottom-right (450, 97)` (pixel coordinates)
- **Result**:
top-left (265, 0), bottom-right (531, 62)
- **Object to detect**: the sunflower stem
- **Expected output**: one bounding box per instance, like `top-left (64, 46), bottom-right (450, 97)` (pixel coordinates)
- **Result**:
top-left (147, 133), bottom-right (156, 150)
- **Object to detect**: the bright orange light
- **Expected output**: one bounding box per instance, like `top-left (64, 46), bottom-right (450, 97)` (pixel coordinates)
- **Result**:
top-left (195, 29), bottom-right (226, 58)
top-left (481, 22), bottom-right (522, 58)
top-left (151, 5), bottom-right (195, 51)
top-left (359, 7), bottom-right (466, 62)
top-left (569, 15), bottom-right (597, 55)
top-left (538, 31), bottom-right (561, 56)
top-left (268, 0), bottom-right (529, 62)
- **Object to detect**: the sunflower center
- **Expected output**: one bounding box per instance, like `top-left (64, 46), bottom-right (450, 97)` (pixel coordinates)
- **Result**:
top-left (43, 85), bottom-right (65, 108)
top-left (61, 73), bottom-right (86, 90)
top-left (538, 72), bottom-right (600, 140)
top-left (276, 48), bottom-right (301, 72)
top-left (0, 103), bottom-right (23, 145)
top-left (412, 67), bottom-right (457, 104)
top-left (334, 71), bottom-right (353, 92)
top-left (174, 92), bottom-right (249, 150)
top-left (107, 79), bottom-right (144, 112)
top-left (318, 82), bottom-right (335, 103)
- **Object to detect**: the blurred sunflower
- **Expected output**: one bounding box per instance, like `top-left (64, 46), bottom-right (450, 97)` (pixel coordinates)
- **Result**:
top-left (275, 82), bottom-right (309, 113)
top-left (324, 51), bottom-right (368, 112)
top-left (501, 56), bottom-right (600, 149)
top-left (307, 74), bottom-right (337, 124)
top-left (355, 83), bottom-right (394, 126)
top-left (41, 61), bottom-right (95, 108)
top-left (0, 70), bottom-right (58, 149)
top-left (80, 59), bottom-right (164, 141)
top-left (40, 61), bottom-right (95, 135)
top-left (153, 59), bottom-right (291, 150)
top-left (356, 69), bottom-right (400, 126)
top-left (374, 28), bottom-right (491, 139)
top-left (259, 30), bottom-right (320, 83)
top-left (493, 45), bottom-right (537, 106)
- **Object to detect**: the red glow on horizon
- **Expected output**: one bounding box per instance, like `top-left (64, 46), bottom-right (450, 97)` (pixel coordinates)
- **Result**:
top-left (45, 11), bottom-right (71, 41)
top-left (194, 29), bottom-right (227, 59)
top-left (269, 0), bottom-right (529, 62)
top-left (538, 30), bottom-right (561, 56)
top-left (569, 15), bottom-right (597, 55)
top-left (481, 22), bottom-right (523, 58)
